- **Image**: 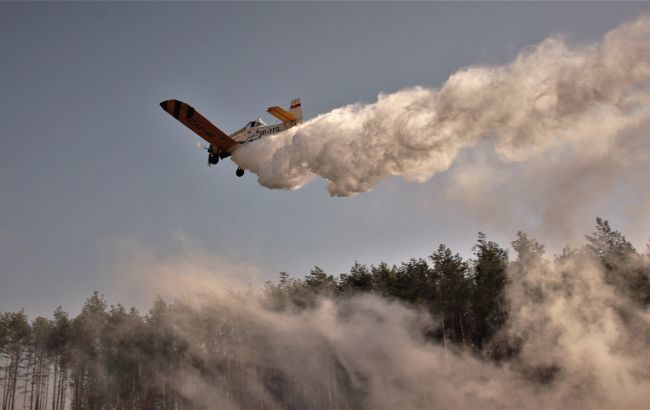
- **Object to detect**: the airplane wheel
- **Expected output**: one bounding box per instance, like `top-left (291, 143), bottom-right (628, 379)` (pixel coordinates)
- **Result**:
top-left (236, 168), bottom-right (245, 177)
top-left (208, 154), bottom-right (219, 165)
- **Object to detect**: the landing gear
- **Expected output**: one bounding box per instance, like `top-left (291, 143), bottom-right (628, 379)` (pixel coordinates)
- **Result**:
top-left (205, 145), bottom-right (220, 166)
top-left (236, 168), bottom-right (245, 177)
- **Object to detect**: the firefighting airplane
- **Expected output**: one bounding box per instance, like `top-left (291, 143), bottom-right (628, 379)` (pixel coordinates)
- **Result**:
top-left (160, 98), bottom-right (303, 177)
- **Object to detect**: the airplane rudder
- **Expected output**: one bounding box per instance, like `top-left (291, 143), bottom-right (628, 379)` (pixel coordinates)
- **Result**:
top-left (290, 98), bottom-right (303, 123)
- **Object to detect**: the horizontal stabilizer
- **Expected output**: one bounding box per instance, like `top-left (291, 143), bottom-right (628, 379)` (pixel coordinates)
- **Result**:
top-left (267, 106), bottom-right (297, 124)
top-left (160, 99), bottom-right (239, 152)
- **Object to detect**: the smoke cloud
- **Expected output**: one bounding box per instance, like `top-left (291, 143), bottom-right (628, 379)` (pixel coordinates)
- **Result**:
top-left (233, 17), bottom-right (650, 197)
top-left (169, 295), bottom-right (529, 409)
top-left (152, 251), bottom-right (650, 409)
top-left (111, 238), bottom-right (261, 298)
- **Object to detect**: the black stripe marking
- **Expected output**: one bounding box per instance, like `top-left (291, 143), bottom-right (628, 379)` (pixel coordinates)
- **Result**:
top-left (186, 105), bottom-right (195, 119)
top-left (172, 100), bottom-right (181, 119)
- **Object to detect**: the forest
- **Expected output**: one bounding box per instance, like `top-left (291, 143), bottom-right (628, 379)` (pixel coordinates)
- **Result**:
top-left (1, 218), bottom-right (649, 409)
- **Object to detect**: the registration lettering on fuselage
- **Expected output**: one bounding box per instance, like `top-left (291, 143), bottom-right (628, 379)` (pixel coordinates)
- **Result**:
top-left (243, 126), bottom-right (281, 143)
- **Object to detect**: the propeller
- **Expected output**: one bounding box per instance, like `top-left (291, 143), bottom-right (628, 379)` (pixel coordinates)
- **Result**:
top-left (195, 142), bottom-right (215, 166)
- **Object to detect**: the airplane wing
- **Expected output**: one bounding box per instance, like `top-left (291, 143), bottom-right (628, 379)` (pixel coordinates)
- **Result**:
top-left (160, 100), bottom-right (240, 152)
top-left (267, 106), bottom-right (297, 123)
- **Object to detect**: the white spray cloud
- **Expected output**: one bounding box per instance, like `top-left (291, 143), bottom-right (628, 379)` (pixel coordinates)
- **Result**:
top-left (439, 111), bottom-right (650, 246)
top-left (100, 236), bottom-right (650, 408)
top-left (502, 254), bottom-right (650, 408)
top-left (233, 17), bottom-right (650, 197)
top-left (157, 254), bottom-right (650, 408)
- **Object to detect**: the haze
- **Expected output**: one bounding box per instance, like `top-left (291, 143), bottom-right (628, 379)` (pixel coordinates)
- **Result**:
top-left (1, 2), bottom-right (649, 317)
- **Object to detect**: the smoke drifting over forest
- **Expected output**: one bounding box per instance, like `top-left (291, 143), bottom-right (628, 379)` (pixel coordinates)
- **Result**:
top-left (233, 16), bottom-right (650, 199)
top-left (163, 251), bottom-right (650, 409)
top-left (2, 221), bottom-right (650, 409)
top-left (132, 230), bottom-right (650, 409)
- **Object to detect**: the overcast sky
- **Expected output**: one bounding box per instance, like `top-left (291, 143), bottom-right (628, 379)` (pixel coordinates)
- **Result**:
top-left (2, 2), bottom-right (649, 317)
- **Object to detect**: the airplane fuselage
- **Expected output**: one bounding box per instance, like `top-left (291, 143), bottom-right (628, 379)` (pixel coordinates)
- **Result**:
top-left (210, 120), bottom-right (297, 162)
top-left (230, 121), bottom-right (296, 145)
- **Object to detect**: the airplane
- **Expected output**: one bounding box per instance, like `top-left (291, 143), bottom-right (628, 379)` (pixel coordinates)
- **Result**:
top-left (160, 98), bottom-right (303, 177)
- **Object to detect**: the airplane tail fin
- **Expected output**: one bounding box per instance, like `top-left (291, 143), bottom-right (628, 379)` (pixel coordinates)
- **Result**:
top-left (290, 98), bottom-right (303, 123)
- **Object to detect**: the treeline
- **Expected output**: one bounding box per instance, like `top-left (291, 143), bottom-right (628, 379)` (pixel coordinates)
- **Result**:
top-left (1, 218), bottom-right (649, 409)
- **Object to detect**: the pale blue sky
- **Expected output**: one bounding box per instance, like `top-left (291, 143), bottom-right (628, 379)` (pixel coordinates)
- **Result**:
top-left (1, 2), bottom-right (649, 316)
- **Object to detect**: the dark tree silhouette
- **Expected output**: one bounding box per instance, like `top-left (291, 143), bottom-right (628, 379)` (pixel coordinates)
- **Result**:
top-left (471, 233), bottom-right (509, 350)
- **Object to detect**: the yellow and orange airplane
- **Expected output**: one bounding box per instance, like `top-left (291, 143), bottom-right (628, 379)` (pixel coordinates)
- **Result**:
top-left (160, 98), bottom-right (303, 177)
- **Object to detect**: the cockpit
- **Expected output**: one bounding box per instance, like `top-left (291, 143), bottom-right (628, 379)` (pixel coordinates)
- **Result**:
top-left (247, 118), bottom-right (267, 128)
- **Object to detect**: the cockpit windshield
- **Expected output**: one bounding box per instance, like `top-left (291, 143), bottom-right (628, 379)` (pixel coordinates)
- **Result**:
top-left (247, 118), bottom-right (267, 128)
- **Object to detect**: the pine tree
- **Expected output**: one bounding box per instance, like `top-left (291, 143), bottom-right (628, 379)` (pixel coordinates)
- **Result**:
top-left (430, 245), bottom-right (471, 345)
top-left (305, 266), bottom-right (337, 296)
top-left (70, 291), bottom-right (109, 409)
top-left (370, 262), bottom-right (396, 297)
top-left (471, 233), bottom-right (509, 349)
top-left (585, 217), bottom-right (635, 270)
top-left (48, 307), bottom-right (70, 410)
top-left (392, 258), bottom-right (431, 306)
top-left (585, 218), bottom-right (649, 306)
top-left (28, 317), bottom-right (51, 410)
top-left (339, 262), bottom-right (373, 294)
top-left (0, 310), bottom-right (30, 410)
